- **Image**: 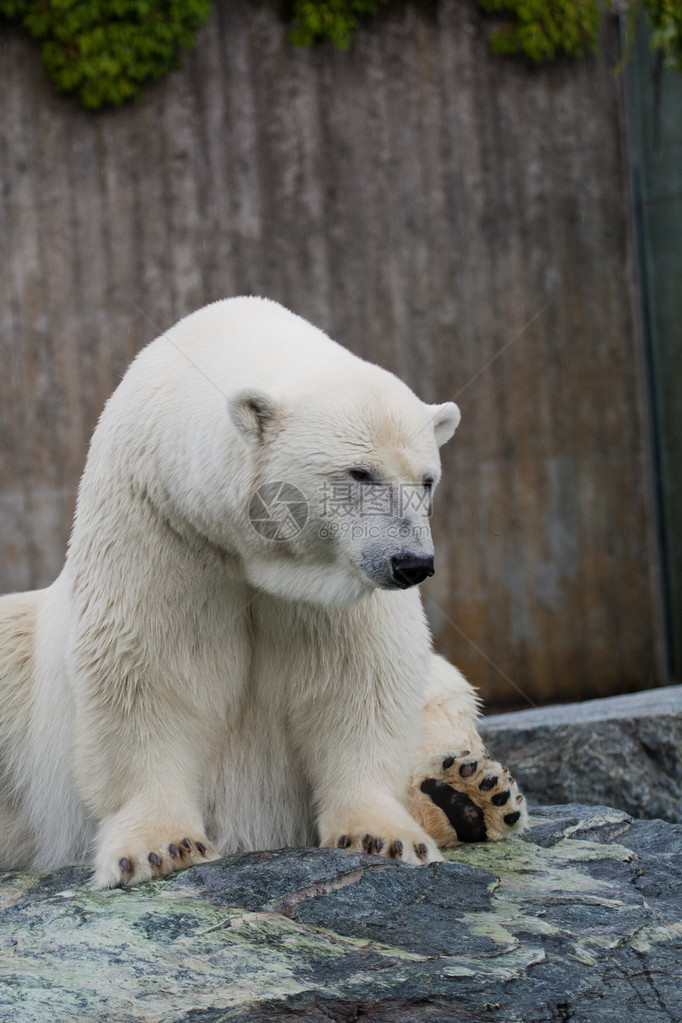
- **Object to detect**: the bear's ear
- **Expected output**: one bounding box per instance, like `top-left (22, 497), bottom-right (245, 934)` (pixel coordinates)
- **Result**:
top-left (228, 389), bottom-right (280, 442)
top-left (429, 402), bottom-right (461, 447)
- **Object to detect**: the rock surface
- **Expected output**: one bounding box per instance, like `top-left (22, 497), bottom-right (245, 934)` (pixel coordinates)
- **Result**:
top-left (480, 686), bottom-right (682, 822)
top-left (1, 805), bottom-right (681, 1022)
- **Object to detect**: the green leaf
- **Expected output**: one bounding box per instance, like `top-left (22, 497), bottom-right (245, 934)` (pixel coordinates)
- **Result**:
top-left (0, 0), bottom-right (211, 107)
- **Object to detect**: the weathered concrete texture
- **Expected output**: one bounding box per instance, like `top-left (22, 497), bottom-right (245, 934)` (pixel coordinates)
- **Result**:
top-left (0, 0), bottom-right (662, 705)
top-left (480, 686), bottom-right (682, 823)
top-left (0, 805), bottom-right (680, 1022)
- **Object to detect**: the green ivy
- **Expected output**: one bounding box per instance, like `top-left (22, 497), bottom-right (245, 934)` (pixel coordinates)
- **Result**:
top-left (290, 0), bottom-right (682, 69)
top-left (1, 0), bottom-right (681, 109)
top-left (632, 0), bottom-right (682, 71)
top-left (289, 0), bottom-right (391, 49)
top-left (476, 0), bottom-right (601, 62)
top-left (0, 0), bottom-right (212, 108)
top-left (474, 0), bottom-right (682, 67)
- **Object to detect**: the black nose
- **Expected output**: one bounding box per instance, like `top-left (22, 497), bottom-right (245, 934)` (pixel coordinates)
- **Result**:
top-left (390, 555), bottom-right (435, 588)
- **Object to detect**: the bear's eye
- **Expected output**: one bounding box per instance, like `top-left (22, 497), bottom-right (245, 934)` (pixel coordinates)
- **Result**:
top-left (423, 475), bottom-right (435, 491)
top-left (348, 466), bottom-right (376, 484)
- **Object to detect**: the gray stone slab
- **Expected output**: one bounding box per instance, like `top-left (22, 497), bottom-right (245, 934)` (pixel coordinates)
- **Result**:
top-left (0, 805), bottom-right (680, 1022)
top-left (480, 686), bottom-right (682, 822)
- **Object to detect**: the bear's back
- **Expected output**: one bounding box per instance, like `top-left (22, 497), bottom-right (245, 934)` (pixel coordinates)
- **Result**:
top-left (151, 296), bottom-right (360, 396)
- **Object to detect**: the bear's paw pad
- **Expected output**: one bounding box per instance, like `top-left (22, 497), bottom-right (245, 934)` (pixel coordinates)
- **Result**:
top-left (95, 832), bottom-right (219, 888)
top-left (417, 750), bottom-right (528, 846)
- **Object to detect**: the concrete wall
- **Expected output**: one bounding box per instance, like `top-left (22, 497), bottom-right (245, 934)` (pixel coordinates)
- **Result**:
top-left (0, 0), bottom-right (663, 704)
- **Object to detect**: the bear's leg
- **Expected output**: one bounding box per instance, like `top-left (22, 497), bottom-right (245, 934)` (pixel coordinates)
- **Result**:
top-left (407, 654), bottom-right (529, 846)
top-left (306, 730), bottom-right (445, 865)
top-left (296, 672), bottom-right (445, 865)
top-left (0, 591), bottom-right (40, 869)
top-left (92, 799), bottom-right (220, 889)
top-left (261, 593), bottom-right (444, 867)
top-left (315, 757), bottom-right (447, 865)
top-left (72, 669), bottom-right (221, 888)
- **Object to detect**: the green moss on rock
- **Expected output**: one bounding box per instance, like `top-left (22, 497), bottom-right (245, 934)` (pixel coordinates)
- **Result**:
top-left (1, 805), bottom-right (680, 1021)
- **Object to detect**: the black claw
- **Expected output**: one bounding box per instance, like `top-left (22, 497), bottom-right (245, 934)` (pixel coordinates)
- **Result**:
top-left (492, 790), bottom-right (510, 807)
top-left (442, 756), bottom-right (455, 770)
top-left (373, 837), bottom-right (386, 853)
top-left (504, 811), bottom-right (521, 827)
top-left (181, 837), bottom-right (192, 851)
top-left (459, 760), bottom-right (478, 778)
top-left (148, 852), bottom-right (161, 867)
top-left (119, 857), bottom-right (131, 872)
top-left (415, 842), bottom-right (428, 859)
top-left (337, 834), bottom-right (351, 849)
top-left (362, 833), bottom-right (373, 852)
top-left (196, 841), bottom-right (207, 856)
top-left (392, 840), bottom-right (403, 858)
top-left (479, 775), bottom-right (498, 792)
top-left (169, 843), bottom-right (180, 858)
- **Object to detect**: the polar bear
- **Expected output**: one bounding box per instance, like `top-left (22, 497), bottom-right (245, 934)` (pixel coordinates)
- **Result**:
top-left (0, 297), bottom-right (526, 887)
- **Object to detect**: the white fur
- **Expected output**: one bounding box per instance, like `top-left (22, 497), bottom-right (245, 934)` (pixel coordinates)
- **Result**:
top-left (0, 297), bottom-right (477, 884)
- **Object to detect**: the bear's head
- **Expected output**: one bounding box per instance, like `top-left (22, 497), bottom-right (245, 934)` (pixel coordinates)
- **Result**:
top-left (225, 339), bottom-right (460, 607)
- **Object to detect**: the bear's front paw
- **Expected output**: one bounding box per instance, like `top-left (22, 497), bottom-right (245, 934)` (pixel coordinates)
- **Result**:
top-left (412, 750), bottom-right (529, 847)
top-left (95, 831), bottom-right (220, 889)
top-left (320, 821), bottom-right (443, 866)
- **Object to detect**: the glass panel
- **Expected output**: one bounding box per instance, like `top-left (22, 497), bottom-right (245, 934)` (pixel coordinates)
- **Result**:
top-left (624, 17), bottom-right (682, 678)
